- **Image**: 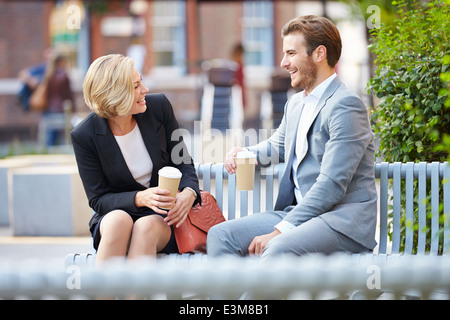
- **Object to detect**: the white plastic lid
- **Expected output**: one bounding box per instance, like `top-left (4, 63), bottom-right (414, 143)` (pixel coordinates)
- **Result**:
top-left (158, 166), bottom-right (182, 179)
top-left (235, 151), bottom-right (256, 159)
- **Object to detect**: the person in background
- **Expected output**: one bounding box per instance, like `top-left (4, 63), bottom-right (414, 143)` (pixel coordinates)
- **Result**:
top-left (231, 43), bottom-right (246, 110)
top-left (17, 48), bottom-right (52, 111)
top-left (44, 53), bottom-right (75, 146)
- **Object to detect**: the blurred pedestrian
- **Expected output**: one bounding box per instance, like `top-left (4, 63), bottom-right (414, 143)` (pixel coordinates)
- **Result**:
top-left (231, 43), bottom-right (246, 109)
top-left (43, 53), bottom-right (75, 146)
top-left (17, 48), bottom-right (52, 111)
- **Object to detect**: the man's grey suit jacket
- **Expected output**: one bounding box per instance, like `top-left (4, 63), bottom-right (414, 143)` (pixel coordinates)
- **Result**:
top-left (249, 77), bottom-right (377, 249)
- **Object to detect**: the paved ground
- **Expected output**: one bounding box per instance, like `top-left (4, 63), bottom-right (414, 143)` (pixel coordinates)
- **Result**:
top-left (0, 226), bottom-right (92, 265)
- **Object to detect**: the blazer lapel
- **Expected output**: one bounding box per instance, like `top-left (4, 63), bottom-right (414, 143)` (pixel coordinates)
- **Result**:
top-left (313, 76), bottom-right (342, 121)
top-left (295, 77), bottom-right (343, 166)
top-left (93, 115), bottom-right (144, 189)
top-left (94, 115), bottom-right (125, 169)
top-left (284, 98), bottom-right (304, 169)
top-left (274, 97), bottom-right (304, 210)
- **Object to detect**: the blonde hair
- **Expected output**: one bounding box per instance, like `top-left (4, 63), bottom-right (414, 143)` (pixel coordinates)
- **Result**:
top-left (83, 54), bottom-right (135, 118)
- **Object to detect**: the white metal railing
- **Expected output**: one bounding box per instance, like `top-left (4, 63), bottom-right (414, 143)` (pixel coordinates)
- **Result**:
top-left (2, 254), bottom-right (450, 299)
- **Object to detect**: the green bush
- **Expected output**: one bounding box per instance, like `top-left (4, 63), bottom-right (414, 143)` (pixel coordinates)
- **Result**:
top-left (368, 0), bottom-right (449, 162)
top-left (367, 0), bottom-right (450, 253)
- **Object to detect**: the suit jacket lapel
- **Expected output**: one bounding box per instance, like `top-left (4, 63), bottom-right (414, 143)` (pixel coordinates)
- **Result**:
top-left (93, 105), bottom-right (165, 190)
top-left (276, 77), bottom-right (343, 209)
top-left (94, 115), bottom-right (124, 169)
top-left (274, 98), bottom-right (304, 210)
top-left (285, 99), bottom-right (304, 169)
top-left (313, 76), bottom-right (342, 122)
top-left (294, 77), bottom-right (343, 166)
top-left (94, 115), bottom-right (150, 190)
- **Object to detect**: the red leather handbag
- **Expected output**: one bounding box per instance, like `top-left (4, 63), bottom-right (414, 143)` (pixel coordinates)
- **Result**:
top-left (174, 191), bottom-right (226, 253)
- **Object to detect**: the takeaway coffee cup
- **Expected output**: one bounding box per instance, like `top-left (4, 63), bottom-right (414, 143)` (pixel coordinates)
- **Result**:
top-left (158, 166), bottom-right (182, 210)
top-left (234, 151), bottom-right (257, 191)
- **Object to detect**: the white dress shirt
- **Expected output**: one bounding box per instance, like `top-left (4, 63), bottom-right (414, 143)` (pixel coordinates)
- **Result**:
top-left (275, 73), bottom-right (337, 233)
top-left (114, 123), bottom-right (153, 188)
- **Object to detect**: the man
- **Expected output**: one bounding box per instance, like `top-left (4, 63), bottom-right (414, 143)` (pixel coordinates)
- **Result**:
top-left (207, 15), bottom-right (377, 259)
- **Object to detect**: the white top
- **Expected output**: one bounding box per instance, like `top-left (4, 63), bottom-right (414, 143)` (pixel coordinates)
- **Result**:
top-left (276, 73), bottom-right (337, 234)
top-left (114, 123), bottom-right (153, 187)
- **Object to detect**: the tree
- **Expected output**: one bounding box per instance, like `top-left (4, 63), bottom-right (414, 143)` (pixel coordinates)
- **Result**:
top-left (367, 0), bottom-right (450, 253)
top-left (368, 0), bottom-right (449, 162)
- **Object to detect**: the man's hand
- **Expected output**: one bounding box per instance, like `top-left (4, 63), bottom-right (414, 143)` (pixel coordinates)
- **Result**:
top-left (224, 146), bottom-right (246, 174)
top-left (224, 147), bottom-right (258, 174)
top-left (248, 229), bottom-right (281, 256)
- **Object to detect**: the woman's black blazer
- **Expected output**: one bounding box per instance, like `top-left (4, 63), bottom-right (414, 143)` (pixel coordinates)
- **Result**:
top-left (71, 93), bottom-right (201, 232)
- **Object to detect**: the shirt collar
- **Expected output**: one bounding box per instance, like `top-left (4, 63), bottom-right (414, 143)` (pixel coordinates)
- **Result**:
top-left (302, 73), bottom-right (337, 102)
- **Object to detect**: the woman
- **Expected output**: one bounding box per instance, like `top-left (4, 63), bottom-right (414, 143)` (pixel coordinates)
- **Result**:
top-left (71, 54), bottom-right (200, 264)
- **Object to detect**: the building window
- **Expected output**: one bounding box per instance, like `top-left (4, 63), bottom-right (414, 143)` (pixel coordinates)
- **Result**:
top-left (242, 1), bottom-right (274, 68)
top-left (151, 0), bottom-right (186, 74)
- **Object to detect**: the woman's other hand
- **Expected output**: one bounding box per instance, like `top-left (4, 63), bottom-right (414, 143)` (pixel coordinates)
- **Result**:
top-left (135, 187), bottom-right (173, 215)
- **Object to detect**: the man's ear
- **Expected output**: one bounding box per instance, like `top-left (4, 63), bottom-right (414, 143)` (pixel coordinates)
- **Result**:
top-left (313, 45), bottom-right (327, 64)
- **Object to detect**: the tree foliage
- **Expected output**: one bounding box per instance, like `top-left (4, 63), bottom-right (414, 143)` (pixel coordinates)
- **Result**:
top-left (368, 0), bottom-right (450, 162)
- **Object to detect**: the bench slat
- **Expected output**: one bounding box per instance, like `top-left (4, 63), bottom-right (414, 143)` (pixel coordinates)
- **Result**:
top-left (202, 163), bottom-right (212, 192)
top-left (378, 162), bottom-right (388, 254)
top-left (253, 168), bottom-right (261, 213)
top-left (404, 162), bottom-right (414, 254)
top-left (240, 191), bottom-right (248, 217)
top-left (214, 164), bottom-right (224, 211)
top-left (264, 166), bottom-right (274, 211)
top-left (392, 162), bottom-right (401, 254)
top-left (228, 171), bottom-right (236, 220)
top-left (444, 164), bottom-right (450, 253)
top-left (417, 162), bottom-right (427, 254)
top-left (430, 162), bottom-right (440, 254)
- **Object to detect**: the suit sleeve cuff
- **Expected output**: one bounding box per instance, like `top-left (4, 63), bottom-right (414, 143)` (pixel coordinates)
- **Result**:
top-left (275, 220), bottom-right (295, 233)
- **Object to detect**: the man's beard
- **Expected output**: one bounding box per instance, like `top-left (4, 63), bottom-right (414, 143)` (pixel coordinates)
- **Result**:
top-left (292, 56), bottom-right (317, 92)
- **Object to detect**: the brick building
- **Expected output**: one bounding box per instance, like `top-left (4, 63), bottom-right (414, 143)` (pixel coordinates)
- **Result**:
top-left (0, 1), bottom-right (52, 144)
top-left (0, 0), bottom-right (369, 147)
